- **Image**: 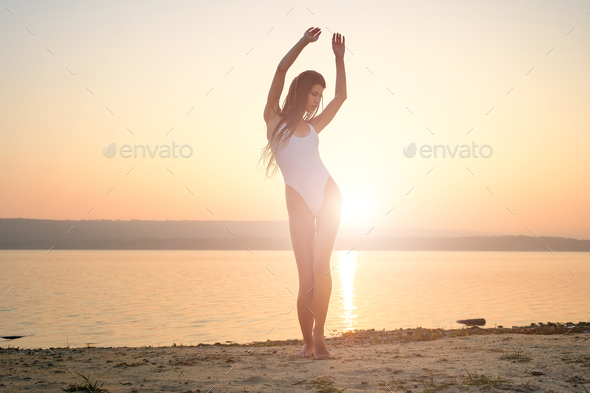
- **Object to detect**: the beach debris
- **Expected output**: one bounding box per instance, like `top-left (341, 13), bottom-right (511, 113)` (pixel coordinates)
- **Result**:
top-left (461, 369), bottom-right (507, 388)
top-left (1, 335), bottom-right (29, 341)
top-left (292, 375), bottom-right (345, 392)
top-left (62, 373), bottom-right (110, 392)
top-left (456, 318), bottom-right (486, 327)
top-left (500, 348), bottom-right (531, 362)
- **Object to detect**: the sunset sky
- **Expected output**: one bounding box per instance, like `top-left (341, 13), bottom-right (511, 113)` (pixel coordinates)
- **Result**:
top-left (1, 0), bottom-right (589, 239)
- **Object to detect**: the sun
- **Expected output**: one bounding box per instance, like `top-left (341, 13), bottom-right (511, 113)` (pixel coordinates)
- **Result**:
top-left (340, 187), bottom-right (375, 226)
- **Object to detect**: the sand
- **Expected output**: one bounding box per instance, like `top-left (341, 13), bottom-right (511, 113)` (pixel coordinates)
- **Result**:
top-left (1, 323), bottom-right (589, 392)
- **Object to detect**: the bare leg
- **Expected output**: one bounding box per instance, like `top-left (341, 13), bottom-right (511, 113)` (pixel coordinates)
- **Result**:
top-left (285, 185), bottom-right (316, 358)
top-left (311, 176), bottom-right (343, 360)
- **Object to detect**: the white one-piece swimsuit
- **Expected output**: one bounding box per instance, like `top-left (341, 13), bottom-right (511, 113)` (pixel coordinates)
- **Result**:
top-left (269, 121), bottom-right (331, 218)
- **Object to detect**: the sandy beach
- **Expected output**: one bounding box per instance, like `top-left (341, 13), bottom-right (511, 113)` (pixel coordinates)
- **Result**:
top-left (1, 322), bottom-right (589, 392)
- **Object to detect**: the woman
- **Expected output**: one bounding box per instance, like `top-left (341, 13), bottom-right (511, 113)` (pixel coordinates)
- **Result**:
top-left (258, 27), bottom-right (347, 360)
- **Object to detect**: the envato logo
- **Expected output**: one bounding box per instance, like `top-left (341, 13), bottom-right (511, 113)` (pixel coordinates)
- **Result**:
top-left (103, 141), bottom-right (193, 158)
top-left (403, 141), bottom-right (493, 158)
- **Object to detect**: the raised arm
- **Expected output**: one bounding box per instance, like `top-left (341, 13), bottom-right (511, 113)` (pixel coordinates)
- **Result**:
top-left (312, 33), bottom-right (347, 134)
top-left (263, 28), bottom-right (322, 124)
top-left (334, 34), bottom-right (347, 99)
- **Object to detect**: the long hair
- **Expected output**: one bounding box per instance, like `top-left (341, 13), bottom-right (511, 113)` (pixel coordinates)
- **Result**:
top-left (258, 70), bottom-right (326, 180)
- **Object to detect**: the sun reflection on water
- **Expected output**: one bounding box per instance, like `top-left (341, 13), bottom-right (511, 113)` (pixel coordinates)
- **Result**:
top-left (336, 250), bottom-right (358, 331)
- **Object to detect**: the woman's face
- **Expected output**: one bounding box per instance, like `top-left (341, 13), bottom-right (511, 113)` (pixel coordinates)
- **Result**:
top-left (306, 84), bottom-right (324, 114)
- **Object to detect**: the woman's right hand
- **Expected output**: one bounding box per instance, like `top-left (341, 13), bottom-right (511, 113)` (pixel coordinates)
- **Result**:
top-left (302, 27), bottom-right (321, 43)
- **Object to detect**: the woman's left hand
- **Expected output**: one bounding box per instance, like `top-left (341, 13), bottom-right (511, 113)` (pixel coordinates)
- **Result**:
top-left (332, 33), bottom-right (345, 58)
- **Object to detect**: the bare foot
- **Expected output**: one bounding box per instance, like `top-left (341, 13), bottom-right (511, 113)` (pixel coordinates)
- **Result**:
top-left (313, 332), bottom-right (330, 360)
top-left (293, 341), bottom-right (314, 358)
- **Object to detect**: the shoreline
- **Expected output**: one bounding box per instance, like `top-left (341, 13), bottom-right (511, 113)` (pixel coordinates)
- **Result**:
top-left (2, 322), bottom-right (589, 392)
top-left (219, 321), bottom-right (590, 349)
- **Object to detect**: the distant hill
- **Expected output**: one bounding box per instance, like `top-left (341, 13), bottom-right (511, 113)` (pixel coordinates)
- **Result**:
top-left (0, 218), bottom-right (589, 251)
